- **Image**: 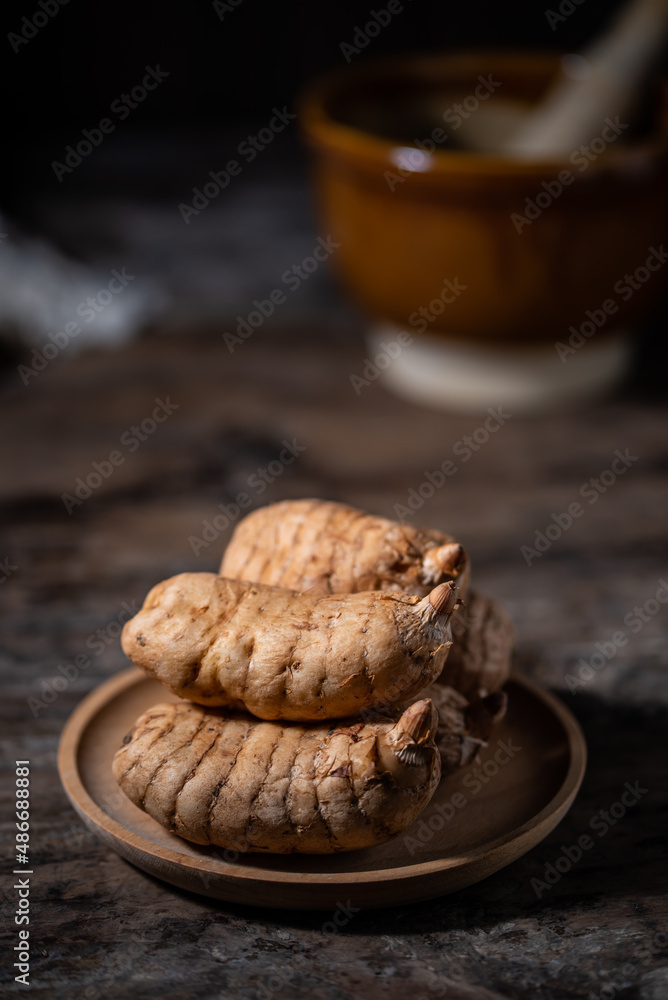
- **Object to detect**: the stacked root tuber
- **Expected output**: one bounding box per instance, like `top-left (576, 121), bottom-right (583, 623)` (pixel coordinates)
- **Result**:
top-left (219, 499), bottom-right (513, 701)
top-left (113, 699), bottom-right (443, 854)
top-left (219, 497), bottom-right (470, 597)
top-left (115, 499), bottom-right (513, 854)
top-left (121, 573), bottom-right (459, 720)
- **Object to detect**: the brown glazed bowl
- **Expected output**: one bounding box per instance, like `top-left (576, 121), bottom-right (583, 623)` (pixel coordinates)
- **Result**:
top-left (299, 51), bottom-right (668, 345)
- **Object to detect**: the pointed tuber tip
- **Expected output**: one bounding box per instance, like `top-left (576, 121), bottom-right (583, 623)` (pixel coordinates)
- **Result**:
top-left (428, 581), bottom-right (459, 618)
top-left (433, 542), bottom-right (466, 576)
top-left (397, 698), bottom-right (438, 745)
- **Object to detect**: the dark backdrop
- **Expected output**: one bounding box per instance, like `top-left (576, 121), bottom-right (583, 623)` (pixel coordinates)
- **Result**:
top-left (2, 0), bottom-right (666, 387)
top-left (4, 0), bottom-right (631, 200)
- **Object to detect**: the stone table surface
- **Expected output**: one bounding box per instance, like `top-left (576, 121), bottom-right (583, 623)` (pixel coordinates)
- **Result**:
top-left (1, 326), bottom-right (666, 1000)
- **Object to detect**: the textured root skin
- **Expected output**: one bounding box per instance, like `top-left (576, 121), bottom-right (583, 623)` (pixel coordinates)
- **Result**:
top-left (121, 573), bottom-right (456, 721)
top-left (442, 591), bottom-right (515, 700)
top-left (219, 499), bottom-right (470, 598)
top-left (218, 500), bottom-right (511, 701)
top-left (113, 700), bottom-right (441, 854)
top-left (419, 685), bottom-right (508, 774)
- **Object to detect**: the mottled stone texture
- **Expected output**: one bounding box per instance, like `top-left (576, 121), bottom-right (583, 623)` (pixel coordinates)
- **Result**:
top-left (1, 329), bottom-right (666, 999)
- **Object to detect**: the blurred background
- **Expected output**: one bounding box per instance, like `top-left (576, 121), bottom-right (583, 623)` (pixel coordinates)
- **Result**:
top-left (2, 0), bottom-right (667, 379)
top-left (2, 3), bottom-right (668, 996)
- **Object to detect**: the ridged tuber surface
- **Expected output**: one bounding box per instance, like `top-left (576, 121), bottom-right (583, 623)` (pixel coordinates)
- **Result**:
top-left (217, 499), bottom-right (512, 700)
top-left (444, 591), bottom-right (515, 699)
top-left (121, 573), bottom-right (458, 721)
top-left (219, 498), bottom-right (469, 598)
top-left (112, 698), bottom-right (441, 854)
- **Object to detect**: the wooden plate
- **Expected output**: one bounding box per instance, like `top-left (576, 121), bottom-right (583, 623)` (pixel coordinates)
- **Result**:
top-left (58, 669), bottom-right (586, 910)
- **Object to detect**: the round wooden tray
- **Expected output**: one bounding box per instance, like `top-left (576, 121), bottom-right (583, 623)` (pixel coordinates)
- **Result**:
top-left (58, 668), bottom-right (586, 910)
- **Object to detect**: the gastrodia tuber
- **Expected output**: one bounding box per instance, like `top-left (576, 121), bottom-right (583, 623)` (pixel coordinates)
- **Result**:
top-left (112, 698), bottom-right (441, 853)
top-left (121, 573), bottom-right (458, 720)
top-left (219, 498), bottom-right (469, 598)
top-left (219, 500), bottom-right (510, 701)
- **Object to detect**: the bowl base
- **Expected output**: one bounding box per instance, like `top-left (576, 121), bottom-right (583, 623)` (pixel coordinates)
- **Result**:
top-left (367, 325), bottom-right (631, 414)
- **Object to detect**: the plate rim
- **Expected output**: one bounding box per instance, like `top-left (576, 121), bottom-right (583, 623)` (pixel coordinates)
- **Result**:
top-left (58, 667), bottom-right (587, 888)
